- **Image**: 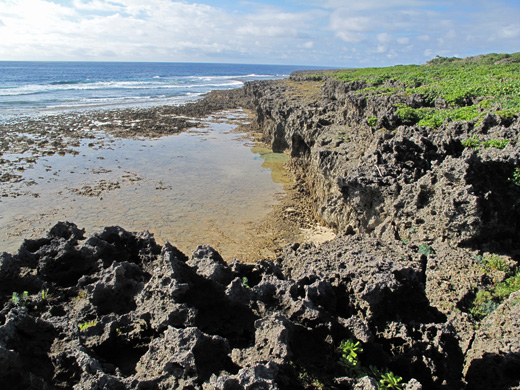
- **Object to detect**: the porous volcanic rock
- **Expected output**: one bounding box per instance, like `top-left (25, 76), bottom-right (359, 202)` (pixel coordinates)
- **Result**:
top-left (0, 221), bottom-right (477, 389)
top-left (244, 75), bottom-right (519, 389)
top-left (1, 70), bottom-right (519, 390)
top-left (245, 78), bottom-right (520, 252)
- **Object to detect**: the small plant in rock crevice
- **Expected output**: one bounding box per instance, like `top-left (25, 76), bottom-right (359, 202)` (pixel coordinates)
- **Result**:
top-left (418, 243), bottom-right (434, 257)
top-left (241, 277), bottom-right (250, 289)
top-left (379, 371), bottom-right (404, 389)
top-left (510, 167), bottom-right (520, 188)
top-left (293, 364), bottom-right (325, 389)
top-left (338, 338), bottom-right (364, 377)
top-left (337, 339), bottom-right (403, 390)
top-left (12, 291), bottom-right (29, 307)
top-left (74, 290), bottom-right (88, 300)
top-left (78, 320), bottom-right (98, 331)
top-left (477, 254), bottom-right (510, 274)
top-left (470, 263), bottom-right (520, 320)
top-left (41, 289), bottom-right (50, 300)
top-left (367, 116), bottom-right (378, 127)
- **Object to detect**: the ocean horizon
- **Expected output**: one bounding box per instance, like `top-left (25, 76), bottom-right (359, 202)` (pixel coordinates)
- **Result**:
top-left (0, 61), bottom-right (329, 122)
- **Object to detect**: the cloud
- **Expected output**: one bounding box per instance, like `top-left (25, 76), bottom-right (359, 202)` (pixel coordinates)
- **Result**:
top-left (323, 0), bottom-right (520, 65)
top-left (72, 0), bottom-right (122, 12)
top-left (499, 25), bottom-right (520, 39)
top-left (0, 0), bottom-right (325, 62)
top-left (377, 33), bottom-right (393, 44)
top-left (0, 0), bottom-right (519, 66)
top-left (323, 0), bottom-right (436, 12)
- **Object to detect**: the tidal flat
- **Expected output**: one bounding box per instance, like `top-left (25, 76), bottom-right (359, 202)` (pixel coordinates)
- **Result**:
top-left (0, 109), bottom-right (296, 260)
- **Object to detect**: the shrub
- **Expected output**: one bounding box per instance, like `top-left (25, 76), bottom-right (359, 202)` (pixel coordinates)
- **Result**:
top-left (481, 254), bottom-right (510, 273)
top-left (331, 52), bottom-right (520, 126)
top-left (396, 106), bottom-right (419, 125)
top-left (496, 109), bottom-right (516, 121)
top-left (418, 243), bottom-right (434, 257)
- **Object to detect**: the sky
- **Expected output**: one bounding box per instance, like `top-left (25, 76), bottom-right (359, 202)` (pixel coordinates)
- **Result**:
top-left (0, 0), bottom-right (519, 67)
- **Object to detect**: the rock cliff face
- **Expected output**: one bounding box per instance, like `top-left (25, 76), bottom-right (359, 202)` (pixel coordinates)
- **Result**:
top-left (245, 77), bottom-right (520, 250)
top-left (243, 76), bottom-right (520, 389)
top-left (1, 76), bottom-right (519, 389)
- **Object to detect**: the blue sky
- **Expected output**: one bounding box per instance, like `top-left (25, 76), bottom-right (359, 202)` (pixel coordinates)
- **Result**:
top-left (0, 0), bottom-right (519, 67)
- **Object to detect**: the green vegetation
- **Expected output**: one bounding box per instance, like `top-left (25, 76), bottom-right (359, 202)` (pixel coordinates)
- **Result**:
top-left (367, 116), bottom-right (378, 127)
top-left (471, 255), bottom-right (520, 320)
top-left (294, 365), bottom-right (325, 389)
top-left (241, 277), bottom-right (250, 289)
top-left (338, 338), bottom-right (364, 377)
top-left (78, 320), bottom-right (98, 331)
top-left (12, 291), bottom-right (29, 307)
top-left (418, 243), bottom-right (434, 257)
top-left (462, 136), bottom-right (510, 150)
top-left (74, 290), bottom-right (87, 300)
top-left (380, 371), bottom-right (404, 390)
top-left (396, 105), bottom-right (484, 128)
top-left (477, 254), bottom-right (510, 274)
top-left (511, 167), bottom-right (520, 187)
top-left (329, 52), bottom-right (520, 129)
top-left (41, 289), bottom-right (50, 300)
top-left (338, 339), bottom-right (403, 389)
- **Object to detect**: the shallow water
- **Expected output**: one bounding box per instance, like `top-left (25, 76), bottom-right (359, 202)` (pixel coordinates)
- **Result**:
top-left (0, 111), bottom-right (291, 260)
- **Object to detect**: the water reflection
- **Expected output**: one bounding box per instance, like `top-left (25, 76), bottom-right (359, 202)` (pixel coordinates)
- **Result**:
top-left (0, 112), bottom-right (291, 260)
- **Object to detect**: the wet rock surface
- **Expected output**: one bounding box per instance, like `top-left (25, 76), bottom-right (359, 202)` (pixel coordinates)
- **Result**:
top-left (1, 74), bottom-right (519, 389)
top-left (0, 87), bottom-right (251, 189)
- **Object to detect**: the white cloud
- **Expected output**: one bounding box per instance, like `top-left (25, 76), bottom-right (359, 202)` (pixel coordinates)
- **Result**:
top-left (377, 33), bottom-right (393, 44)
top-left (72, 0), bottom-right (122, 12)
top-left (322, 0), bottom-right (437, 12)
top-left (0, 0), bottom-right (519, 66)
top-left (323, 0), bottom-right (520, 65)
top-left (499, 25), bottom-right (520, 39)
top-left (330, 11), bottom-right (372, 43)
top-left (0, 0), bottom-right (325, 62)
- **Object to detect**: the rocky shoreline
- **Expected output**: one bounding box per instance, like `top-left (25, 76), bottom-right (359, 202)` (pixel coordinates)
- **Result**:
top-left (0, 88), bottom-right (247, 189)
top-left (1, 70), bottom-right (520, 389)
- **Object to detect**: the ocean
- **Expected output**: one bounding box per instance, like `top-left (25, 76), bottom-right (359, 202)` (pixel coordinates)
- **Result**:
top-left (0, 61), bottom-right (326, 121)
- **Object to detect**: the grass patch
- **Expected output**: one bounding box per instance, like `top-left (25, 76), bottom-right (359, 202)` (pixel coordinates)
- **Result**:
top-left (396, 105), bottom-right (484, 127)
top-left (462, 136), bottom-right (510, 150)
top-left (328, 52), bottom-right (520, 128)
top-left (471, 254), bottom-right (520, 321)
